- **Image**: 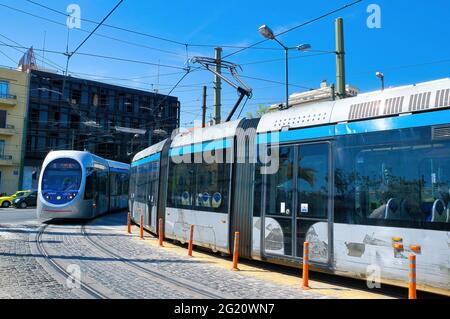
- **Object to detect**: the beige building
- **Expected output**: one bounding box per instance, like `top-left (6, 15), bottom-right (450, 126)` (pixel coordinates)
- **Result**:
top-left (0, 67), bottom-right (29, 196)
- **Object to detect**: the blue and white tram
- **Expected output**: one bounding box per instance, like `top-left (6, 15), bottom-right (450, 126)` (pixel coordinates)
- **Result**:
top-left (38, 151), bottom-right (130, 219)
top-left (130, 78), bottom-right (450, 295)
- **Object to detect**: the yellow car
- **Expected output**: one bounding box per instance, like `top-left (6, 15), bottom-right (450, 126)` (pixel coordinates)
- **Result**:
top-left (0, 190), bottom-right (32, 208)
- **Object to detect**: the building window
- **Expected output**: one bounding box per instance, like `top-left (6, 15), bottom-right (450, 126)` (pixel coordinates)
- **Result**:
top-left (37, 137), bottom-right (46, 150)
top-left (71, 89), bottom-right (81, 105)
top-left (0, 81), bottom-right (9, 98)
top-left (92, 93), bottom-right (99, 106)
top-left (0, 140), bottom-right (4, 155)
top-left (0, 110), bottom-right (6, 128)
top-left (30, 108), bottom-right (39, 123)
top-left (39, 110), bottom-right (48, 124)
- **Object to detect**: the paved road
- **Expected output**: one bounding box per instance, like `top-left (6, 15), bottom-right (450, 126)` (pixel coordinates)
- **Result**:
top-left (0, 211), bottom-right (330, 299)
top-left (0, 208), bottom-right (38, 224)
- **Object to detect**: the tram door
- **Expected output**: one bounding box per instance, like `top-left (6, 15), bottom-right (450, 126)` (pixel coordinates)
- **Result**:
top-left (263, 142), bottom-right (331, 264)
top-left (147, 161), bottom-right (159, 232)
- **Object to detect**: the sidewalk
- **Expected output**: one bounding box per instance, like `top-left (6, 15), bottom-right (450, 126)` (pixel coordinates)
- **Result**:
top-left (94, 212), bottom-right (392, 299)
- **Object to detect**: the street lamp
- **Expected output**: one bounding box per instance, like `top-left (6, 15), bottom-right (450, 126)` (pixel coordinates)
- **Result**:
top-left (258, 24), bottom-right (276, 40)
top-left (376, 72), bottom-right (385, 91)
top-left (258, 24), bottom-right (311, 109)
top-left (296, 44), bottom-right (312, 52)
top-left (127, 133), bottom-right (140, 156)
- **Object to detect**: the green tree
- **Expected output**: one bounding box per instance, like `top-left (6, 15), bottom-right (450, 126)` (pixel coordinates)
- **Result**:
top-left (247, 104), bottom-right (270, 119)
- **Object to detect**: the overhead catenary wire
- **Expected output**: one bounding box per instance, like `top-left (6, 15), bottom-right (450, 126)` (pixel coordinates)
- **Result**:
top-left (0, 48), bottom-right (17, 65)
top-left (0, 43), bottom-right (188, 71)
top-left (222, 0), bottom-right (363, 59)
top-left (24, 0), bottom-right (286, 52)
top-left (0, 33), bottom-right (66, 72)
top-left (0, 2), bottom-right (185, 57)
top-left (70, 0), bottom-right (125, 57)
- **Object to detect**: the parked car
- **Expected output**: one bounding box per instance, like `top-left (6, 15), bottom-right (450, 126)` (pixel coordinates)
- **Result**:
top-left (0, 190), bottom-right (33, 208)
top-left (13, 191), bottom-right (38, 209)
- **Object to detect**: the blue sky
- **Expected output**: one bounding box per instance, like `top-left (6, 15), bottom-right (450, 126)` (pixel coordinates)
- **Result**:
top-left (0, 0), bottom-right (449, 126)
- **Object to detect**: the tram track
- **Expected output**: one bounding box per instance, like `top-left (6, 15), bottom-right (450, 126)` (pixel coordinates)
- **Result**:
top-left (35, 224), bottom-right (108, 299)
top-left (80, 224), bottom-right (226, 299)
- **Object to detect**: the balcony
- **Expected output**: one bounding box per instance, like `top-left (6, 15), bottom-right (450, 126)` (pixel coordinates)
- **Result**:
top-left (0, 124), bottom-right (16, 136)
top-left (0, 155), bottom-right (13, 166)
top-left (0, 94), bottom-right (17, 107)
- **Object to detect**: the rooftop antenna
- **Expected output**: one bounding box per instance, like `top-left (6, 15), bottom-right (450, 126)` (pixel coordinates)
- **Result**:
top-left (190, 56), bottom-right (252, 122)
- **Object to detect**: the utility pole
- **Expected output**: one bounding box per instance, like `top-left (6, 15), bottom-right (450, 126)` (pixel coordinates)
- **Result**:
top-left (202, 86), bottom-right (207, 128)
top-left (335, 17), bottom-right (346, 99)
top-left (213, 47), bottom-right (222, 125)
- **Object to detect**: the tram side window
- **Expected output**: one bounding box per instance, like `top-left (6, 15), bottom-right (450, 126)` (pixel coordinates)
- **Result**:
top-left (110, 172), bottom-right (119, 196)
top-left (136, 163), bottom-right (149, 202)
top-left (167, 153), bottom-right (231, 213)
top-left (193, 162), bottom-right (230, 213)
top-left (167, 161), bottom-right (195, 208)
top-left (97, 170), bottom-right (109, 197)
top-left (84, 169), bottom-right (96, 200)
top-left (129, 167), bottom-right (137, 199)
top-left (335, 126), bottom-right (450, 231)
top-left (122, 173), bottom-right (129, 196)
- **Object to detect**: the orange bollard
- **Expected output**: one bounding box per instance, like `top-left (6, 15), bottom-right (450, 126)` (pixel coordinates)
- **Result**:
top-left (158, 218), bottom-right (164, 247)
top-left (408, 254), bottom-right (417, 299)
top-left (231, 231), bottom-right (240, 271)
top-left (188, 225), bottom-right (194, 257)
top-left (139, 214), bottom-right (144, 240)
top-left (302, 242), bottom-right (310, 290)
top-left (127, 212), bottom-right (131, 234)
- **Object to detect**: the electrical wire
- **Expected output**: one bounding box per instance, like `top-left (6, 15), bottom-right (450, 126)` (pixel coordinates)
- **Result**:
top-left (0, 43), bottom-right (188, 71)
top-left (25, 0), bottom-right (286, 51)
top-left (70, 0), bottom-right (125, 57)
top-left (0, 33), bottom-right (66, 72)
top-left (222, 0), bottom-right (363, 59)
top-left (0, 2), bottom-right (184, 57)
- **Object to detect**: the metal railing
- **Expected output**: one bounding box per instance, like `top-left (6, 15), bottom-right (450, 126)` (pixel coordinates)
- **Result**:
top-left (0, 124), bottom-right (15, 130)
top-left (0, 94), bottom-right (17, 99)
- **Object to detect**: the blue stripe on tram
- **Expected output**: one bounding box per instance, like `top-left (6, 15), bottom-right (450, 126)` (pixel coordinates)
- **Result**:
top-left (257, 108), bottom-right (450, 144)
top-left (131, 152), bottom-right (161, 167)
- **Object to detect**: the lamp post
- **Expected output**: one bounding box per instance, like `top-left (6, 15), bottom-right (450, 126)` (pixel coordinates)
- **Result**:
top-left (258, 25), bottom-right (310, 109)
top-left (376, 72), bottom-right (385, 91)
top-left (128, 133), bottom-right (140, 156)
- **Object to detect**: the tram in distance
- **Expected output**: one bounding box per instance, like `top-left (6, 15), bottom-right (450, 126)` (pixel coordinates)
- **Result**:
top-left (129, 78), bottom-right (450, 295)
top-left (37, 151), bottom-right (130, 219)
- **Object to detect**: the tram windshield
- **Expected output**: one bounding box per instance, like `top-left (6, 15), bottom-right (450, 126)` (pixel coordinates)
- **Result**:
top-left (42, 158), bottom-right (82, 192)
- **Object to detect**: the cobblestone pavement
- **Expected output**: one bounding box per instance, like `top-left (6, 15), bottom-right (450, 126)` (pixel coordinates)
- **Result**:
top-left (0, 224), bottom-right (80, 299)
top-left (0, 212), bottom-right (331, 299)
